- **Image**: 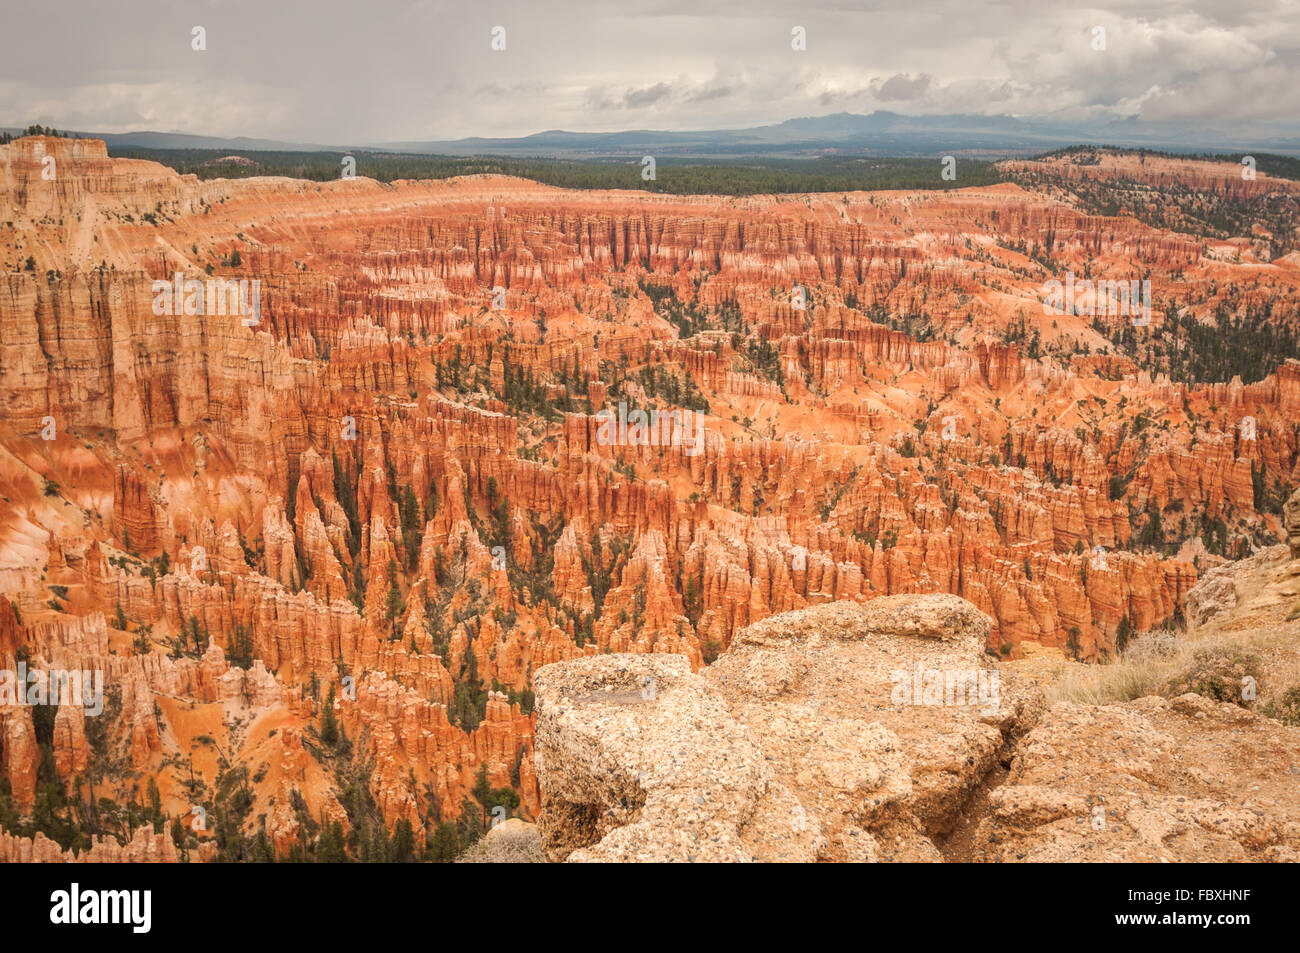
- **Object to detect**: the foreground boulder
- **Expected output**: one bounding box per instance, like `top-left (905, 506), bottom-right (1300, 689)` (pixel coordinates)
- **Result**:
top-left (534, 596), bottom-right (1044, 862)
top-left (534, 654), bottom-right (779, 862)
top-left (535, 589), bottom-right (1300, 862)
top-left (970, 694), bottom-right (1300, 862)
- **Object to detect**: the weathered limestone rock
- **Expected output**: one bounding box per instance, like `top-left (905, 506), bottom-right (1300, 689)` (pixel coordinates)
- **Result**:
top-left (535, 654), bottom-right (783, 862)
top-left (1185, 565), bottom-right (1239, 628)
top-left (969, 694), bottom-right (1300, 862)
top-left (536, 586), bottom-right (1300, 863)
top-left (535, 597), bottom-right (1044, 862)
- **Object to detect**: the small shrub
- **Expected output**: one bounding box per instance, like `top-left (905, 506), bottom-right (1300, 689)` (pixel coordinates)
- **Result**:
top-left (455, 824), bottom-right (546, 863)
top-left (1162, 647), bottom-right (1262, 707)
top-left (1263, 686), bottom-right (1300, 727)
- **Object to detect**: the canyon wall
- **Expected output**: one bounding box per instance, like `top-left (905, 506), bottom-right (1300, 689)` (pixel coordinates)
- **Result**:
top-left (2, 136), bottom-right (1298, 857)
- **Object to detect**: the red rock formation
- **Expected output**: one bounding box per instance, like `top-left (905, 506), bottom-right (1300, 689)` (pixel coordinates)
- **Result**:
top-left (0, 827), bottom-right (178, 863)
top-left (3, 135), bottom-right (1299, 856)
top-left (0, 705), bottom-right (39, 811)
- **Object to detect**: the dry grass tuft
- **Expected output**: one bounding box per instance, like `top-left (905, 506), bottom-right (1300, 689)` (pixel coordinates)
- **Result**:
top-left (1047, 630), bottom-right (1188, 706)
top-left (1047, 621), bottom-right (1299, 715)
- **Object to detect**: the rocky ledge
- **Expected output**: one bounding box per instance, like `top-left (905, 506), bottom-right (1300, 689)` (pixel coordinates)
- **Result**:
top-left (534, 594), bottom-right (1300, 862)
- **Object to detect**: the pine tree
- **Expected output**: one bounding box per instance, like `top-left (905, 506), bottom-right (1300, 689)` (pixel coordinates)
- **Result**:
top-left (251, 829), bottom-right (276, 862)
top-left (1116, 613), bottom-right (1134, 654)
top-left (428, 821), bottom-right (458, 862)
top-left (391, 819), bottom-right (415, 862)
top-left (455, 796), bottom-right (483, 849)
top-left (385, 560), bottom-right (405, 634)
top-left (316, 820), bottom-right (347, 862)
top-left (320, 685), bottom-right (339, 747)
top-left (147, 777), bottom-right (163, 830)
top-left (399, 485), bottom-right (421, 570)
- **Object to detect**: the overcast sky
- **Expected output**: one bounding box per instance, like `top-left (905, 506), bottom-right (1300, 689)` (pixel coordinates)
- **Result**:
top-left (2, 0), bottom-right (1297, 143)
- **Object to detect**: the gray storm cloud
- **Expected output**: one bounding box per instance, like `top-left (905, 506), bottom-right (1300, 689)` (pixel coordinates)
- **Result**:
top-left (0, 0), bottom-right (1296, 140)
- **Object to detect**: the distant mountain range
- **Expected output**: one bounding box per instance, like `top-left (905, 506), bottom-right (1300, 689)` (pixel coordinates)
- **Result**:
top-left (7, 111), bottom-right (1300, 157)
